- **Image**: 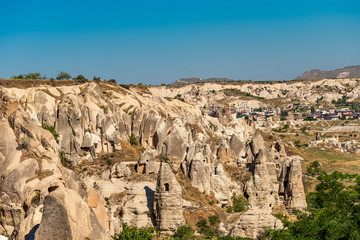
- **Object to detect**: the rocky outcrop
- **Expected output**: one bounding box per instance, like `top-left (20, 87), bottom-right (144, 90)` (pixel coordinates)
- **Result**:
top-left (188, 153), bottom-right (212, 195)
top-left (150, 77), bottom-right (360, 104)
top-left (282, 158), bottom-right (307, 209)
top-left (154, 163), bottom-right (185, 233)
top-left (0, 81), bottom-right (310, 239)
top-left (35, 188), bottom-right (111, 240)
top-left (136, 150), bottom-right (160, 174)
top-left (228, 132), bottom-right (306, 237)
top-left (231, 208), bottom-right (283, 239)
top-left (120, 183), bottom-right (156, 228)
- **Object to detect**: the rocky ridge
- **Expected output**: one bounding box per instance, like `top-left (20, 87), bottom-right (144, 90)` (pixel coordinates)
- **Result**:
top-left (150, 77), bottom-right (360, 108)
top-left (295, 65), bottom-right (360, 80)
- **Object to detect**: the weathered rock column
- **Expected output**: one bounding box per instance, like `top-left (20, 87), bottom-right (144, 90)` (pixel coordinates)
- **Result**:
top-left (154, 162), bottom-right (185, 233)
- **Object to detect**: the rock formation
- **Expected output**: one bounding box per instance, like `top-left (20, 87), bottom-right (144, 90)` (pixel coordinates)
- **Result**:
top-left (34, 187), bottom-right (110, 240)
top-left (154, 162), bottom-right (185, 233)
top-left (0, 81), bottom-right (310, 239)
top-left (228, 132), bottom-right (306, 237)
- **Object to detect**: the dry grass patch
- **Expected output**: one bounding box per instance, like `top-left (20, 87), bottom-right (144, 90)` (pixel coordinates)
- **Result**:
top-left (223, 164), bottom-right (251, 183)
top-left (176, 172), bottom-right (222, 210)
top-left (183, 209), bottom-right (227, 232)
top-left (75, 140), bottom-right (142, 176)
top-left (1, 79), bottom-right (77, 88)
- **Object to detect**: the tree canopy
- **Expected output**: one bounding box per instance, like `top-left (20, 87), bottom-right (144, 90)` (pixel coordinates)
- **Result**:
top-left (56, 71), bottom-right (72, 80)
top-left (264, 171), bottom-right (360, 240)
top-left (11, 72), bottom-right (44, 79)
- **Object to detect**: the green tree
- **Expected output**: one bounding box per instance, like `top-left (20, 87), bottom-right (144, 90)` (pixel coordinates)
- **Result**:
top-left (129, 135), bottom-right (139, 146)
top-left (74, 74), bottom-right (87, 83)
top-left (11, 74), bottom-right (24, 79)
top-left (93, 76), bottom-right (101, 81)
top-left (56, 71), bottom-right (72, 80)
top-left (24, 72), bottom-right (43, 79)
top-left (264, 171), bottom-right (360, 240)
top-left (196, 215), bottom-right (221, 238)
top-left (172, 225), bottom-right (195, 240)
top-left (12, 73), bottom-right (44, 79)
top-left (227, 194), bottom-right (250, 213)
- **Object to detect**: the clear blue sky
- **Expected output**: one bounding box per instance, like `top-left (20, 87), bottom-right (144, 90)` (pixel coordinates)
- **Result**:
top-left (1, 0), bottom-right (360, 84)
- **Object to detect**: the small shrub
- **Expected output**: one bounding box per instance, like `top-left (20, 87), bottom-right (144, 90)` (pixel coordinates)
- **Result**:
top-left (162, 156), bottom-right (169, 163)
top-left (42, 124), bottom-right (60, 143)
top-left (129, 134), bottom-right (139, 146)
top-left (208, 215), bottom-right (220, 226)
top-left (105, 157), bottom-right (112, 166)
top-left (112, 223), bottom-right (154, 240)
top-left (311, 160), bottom-right (321, 168)
top-left (119, 84), bottom-right (132, 90)
top-left (196, 216), bottom-right (220, 238)
top-left (93, 76), bottom-right (101, 82)
top-left (272, 128), bottom-right (282, 133)
top-left (300, 126), bottom-right (307, 133)
top-left (59, 150), bottom-right (71, 168)
top-left (227, 194), bottom-right (250, 213)
top-left (172, 225), bottom-right (195, 240)
top-left (74, 74), bottom-right (87, 83)
top-left (31, 192), bottom-right (41, 206)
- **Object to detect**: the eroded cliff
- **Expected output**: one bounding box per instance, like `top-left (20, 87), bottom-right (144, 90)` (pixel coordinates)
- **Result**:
top-left (0, 82), bottom-right (307, 239)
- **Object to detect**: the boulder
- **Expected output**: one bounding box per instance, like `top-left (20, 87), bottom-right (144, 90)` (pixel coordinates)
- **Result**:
top-left (230, 208), bottom-right (283, 239)
top-left (120, 183), bottom-right (156, 228)
top-left (35, 188), bottom-right (111, 240)
top-left (188, 153), bottom-right (211, 194)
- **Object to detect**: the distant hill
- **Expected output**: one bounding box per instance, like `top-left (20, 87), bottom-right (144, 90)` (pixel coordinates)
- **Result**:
top-left (295, 65), bottom-right (360, 80)
top-left (173, 77), bottom-right (236, 85)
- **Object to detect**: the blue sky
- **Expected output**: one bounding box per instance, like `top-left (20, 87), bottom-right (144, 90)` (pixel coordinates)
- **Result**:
top-left (1, 0), bottom-right (360, 84)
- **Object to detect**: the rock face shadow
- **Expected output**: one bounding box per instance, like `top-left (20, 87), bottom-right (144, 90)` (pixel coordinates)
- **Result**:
top-left (144, 186), bottom-right (155, 212)
top-left (144, 186), bottom-right (156, 226)
top-left (25, 224), bottom-right (39, 240)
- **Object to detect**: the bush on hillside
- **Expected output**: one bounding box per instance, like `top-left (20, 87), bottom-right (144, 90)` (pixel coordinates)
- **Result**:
top-left (227, 194), bottom-right (250, 213)
top-left (129, 134), bottom-right (139, 146)
top-left (172, 224), bottom-right (195, 240)
top-left (42, 124), bottom-right (60, 143)
top-left (263, 171), bottom-right (360, 239)
top-left (56, 71), bottom-right (72, 80)
top-left (112, 223), bottom-right (155, 240)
